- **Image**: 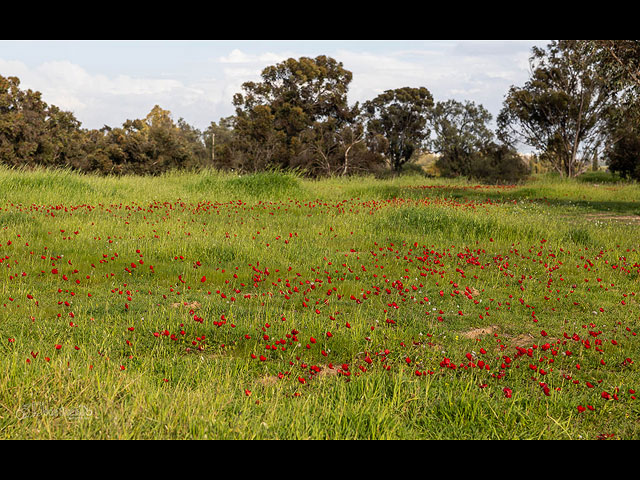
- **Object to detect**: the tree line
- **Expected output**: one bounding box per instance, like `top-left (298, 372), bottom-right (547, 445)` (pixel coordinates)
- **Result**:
top-left (1, 40), bottom-right (639, 181)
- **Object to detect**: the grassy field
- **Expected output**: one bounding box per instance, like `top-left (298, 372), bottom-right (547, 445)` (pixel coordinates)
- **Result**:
top-left (0, 166), bottom-right (638, 439)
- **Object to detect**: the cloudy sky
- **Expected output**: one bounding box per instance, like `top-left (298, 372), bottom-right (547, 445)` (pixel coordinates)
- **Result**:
top-left (0, 40), bottom-right (550, 131)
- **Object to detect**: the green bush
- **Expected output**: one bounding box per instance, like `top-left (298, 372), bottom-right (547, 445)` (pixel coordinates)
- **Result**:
top-left (576, 170), bottom-right (628, 184)
top-left (469, 144), bottom-right (529, 184)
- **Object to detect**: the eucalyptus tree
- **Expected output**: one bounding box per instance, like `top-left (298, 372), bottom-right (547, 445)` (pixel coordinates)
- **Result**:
top-left (498, 40), bottom-right (618, 177)
top-left (586, 40), bottom-right (640, 179)
top-left (429, 99), bottom-right (495, 177)
top-left (231, 56), bottom-right (355, 172)
top-left (363, 87), bottom-right (434, 173)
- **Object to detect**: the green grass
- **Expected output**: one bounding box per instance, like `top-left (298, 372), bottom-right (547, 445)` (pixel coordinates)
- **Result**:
top-left (0, 166), bottom-right (638, 439)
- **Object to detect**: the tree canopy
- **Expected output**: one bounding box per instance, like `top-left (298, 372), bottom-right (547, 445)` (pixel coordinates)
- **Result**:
top-left (363, 87), bottom-right (434, 172)
top-left (497, 40), bottom-right (619, 177)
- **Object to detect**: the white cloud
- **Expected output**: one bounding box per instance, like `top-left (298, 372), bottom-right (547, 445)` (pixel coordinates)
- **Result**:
top-left (219, 49), bottom-right (254, 64)
top-left (0, 59), bottom-right (30, 79)
top-left (329, 43), bottom-right (545, 126)
top-left (219, 48), bottom-right (291, 65)
top-left (0, 58), bottom-right (231, 129)
top-left (1, 41), bottom-right (547, 131)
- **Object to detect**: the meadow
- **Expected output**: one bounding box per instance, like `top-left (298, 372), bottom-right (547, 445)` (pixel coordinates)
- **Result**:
top-left (0, 166), bottom-right (638, 439)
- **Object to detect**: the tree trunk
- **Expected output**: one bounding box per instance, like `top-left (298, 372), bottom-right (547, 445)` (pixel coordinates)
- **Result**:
top-left (569, 90), bottom-right (586, 177)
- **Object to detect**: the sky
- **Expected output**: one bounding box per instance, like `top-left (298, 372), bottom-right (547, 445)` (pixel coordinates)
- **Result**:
top-left (0, 40), bottom-right (551, 132)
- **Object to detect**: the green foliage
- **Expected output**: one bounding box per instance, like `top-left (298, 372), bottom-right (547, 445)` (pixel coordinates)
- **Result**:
top-left (589, 40), bottom-right (640, 94)
top-left (0, 75), bottom-right (211, 176)
top-left (230, 56), bottom-right (362, 174)
top-left (0, 75), bottom-right (85, 169)
top-left (605, 120), bottom-right (640, 181)
top-left (436, 140), bottom-right (529, 185)
top-left (468, 143), bottom-right (530, 184)
top-left (85, 106), bottom-right (210, 175)
top-left (363, 87), bottom-right (434, 172)
top-left (430, 99), bottom-right (494, 178)
top-left (577, 170), bottom-right (627, 184)
top-left (497, 41), bottom-right (617, 178)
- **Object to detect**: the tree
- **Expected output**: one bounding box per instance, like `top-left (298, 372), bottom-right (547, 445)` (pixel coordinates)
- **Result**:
top-left (497, 41), bottom-right (617, 177)
top-left (45, 104), bottom-right (87, 169)
top-left (0, 75), bottom-right (86, 169)
top-left (232, 56), bottom-right (354, 172)
top-left (85, 105), bottom-right (208, 175)
top-left (177, 117), bottom-right (208, 167)
top-left (336, 113), bottom-right (367, 176)
top-left (1, 75), bottom-right (44, 167)
top-left (604, 111), bottom-right (640, 180)
top-left (297, 117), bottom-right (342, 176)
top-left (430, 99), bottom-right (495, 177)
top-left (589, 40), bottom-right (640, 91)
top-left (469, 143), bottom-right (530, 184)
top-left (82, 127), bottom-right (119, 174)
top-left (363, 87), bottom-right (434, 173)
top-left (588, 40), bottom-right (640, 176)
top-left (231, 105), bottom-right (288, 172)
top-left (294, 102), bottom-right (376, 177)
top-left (606, 132), bottom-right (640, 180)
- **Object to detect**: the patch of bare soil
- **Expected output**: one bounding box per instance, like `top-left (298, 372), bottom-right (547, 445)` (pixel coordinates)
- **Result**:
top-left (584, 213), bottom-right (640, 224)
top-left (503, 333), bottom-right (535, 348)
top-left (314, 365), bottom-right (340, 379)
top-left (171, 301), bottom-right (201, 309)
top-left (461, 325), bottom-right (499, 340)
top-left (257, 375), bottom-right (280, 387)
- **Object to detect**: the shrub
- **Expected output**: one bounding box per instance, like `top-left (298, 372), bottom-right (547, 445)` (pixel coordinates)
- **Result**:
top-left (606, 130), bottom-right (640, 181)
top-left (470, 143), bottom-right (529, 184)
